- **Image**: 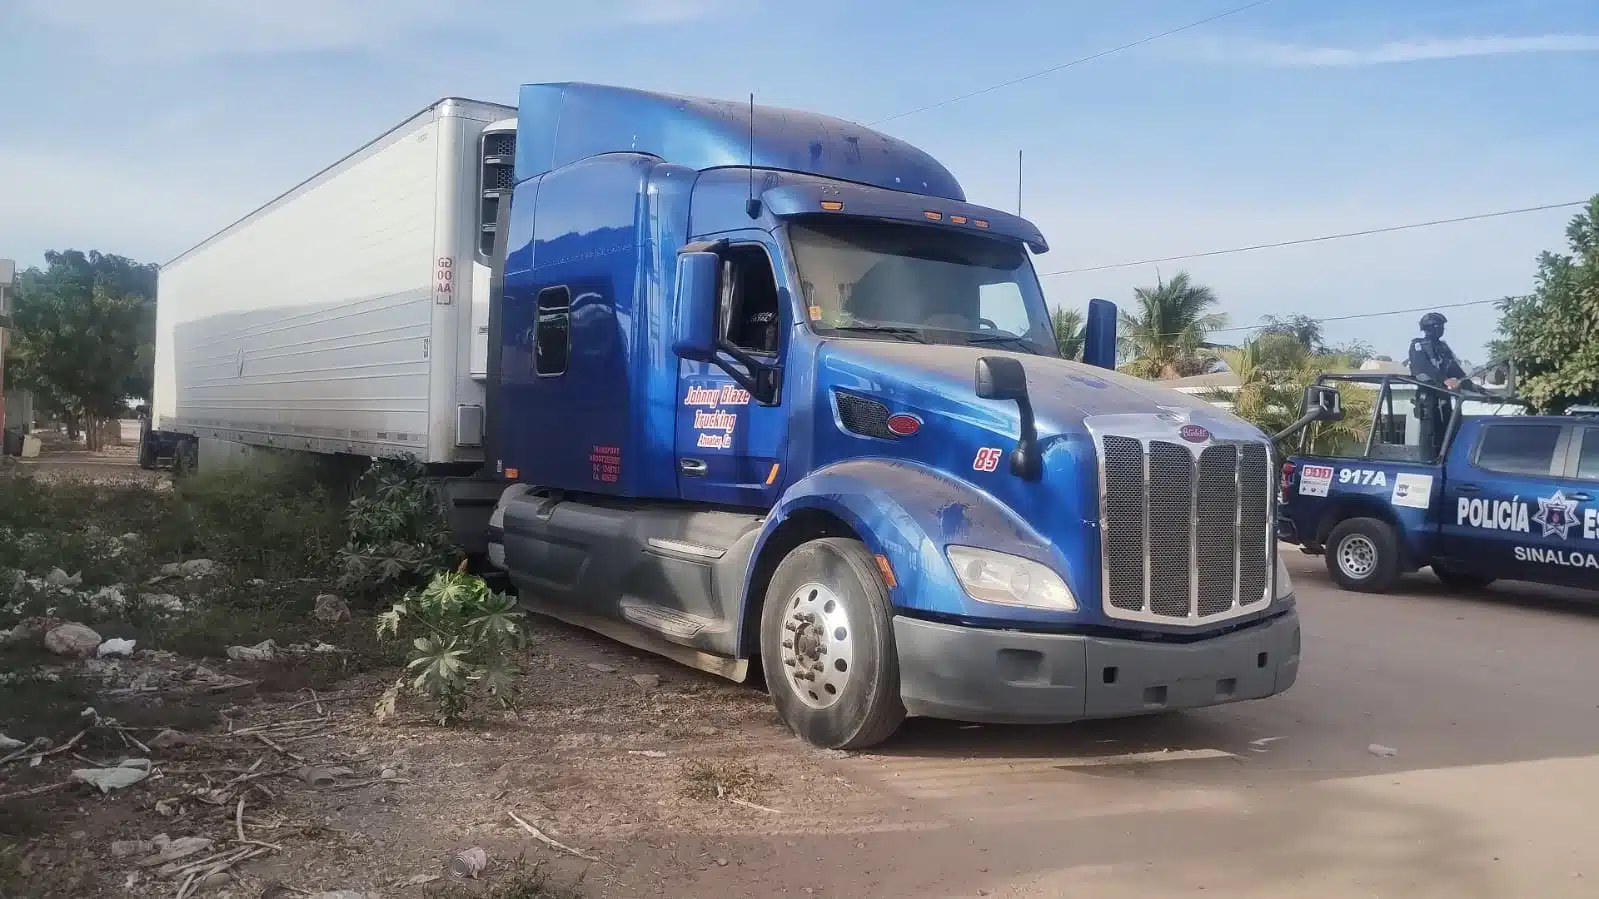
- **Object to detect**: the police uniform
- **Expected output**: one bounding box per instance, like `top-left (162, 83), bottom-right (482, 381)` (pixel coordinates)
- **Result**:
top-left (1407, 336), bottom-right (1466, 387)
top-left (1408, 313), bottom-right (1466, 456)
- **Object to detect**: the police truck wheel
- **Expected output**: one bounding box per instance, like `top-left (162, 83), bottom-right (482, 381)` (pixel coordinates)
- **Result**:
top-left (1431, 562), bottom-right (1496, 590)
top-left (760, 538), bottom-right (906, 750)
top-left (1325, 517), bottom-right (1401, 593)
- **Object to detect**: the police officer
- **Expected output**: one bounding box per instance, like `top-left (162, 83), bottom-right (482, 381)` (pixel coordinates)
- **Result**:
top-left (1408, 312), bottom-right (1467, 390)
top-left (1408, 312), bottom-right (1468, 458)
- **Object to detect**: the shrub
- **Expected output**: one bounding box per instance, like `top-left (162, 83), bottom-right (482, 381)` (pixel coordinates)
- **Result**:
top-left (375, 565), bottom-right (525, 724)
top-left (337, 459), bottom-right (457, 595)
top-left (175, 458), bottom-right (345, 581)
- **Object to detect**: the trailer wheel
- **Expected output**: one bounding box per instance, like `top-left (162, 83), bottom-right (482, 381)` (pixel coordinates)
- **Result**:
top-left (759, 537), bottom-right (906, 750)
top-left (1431, 562), bottom-right (1496, 590)
top-left (1325, 517), bottom-right (1401, 593)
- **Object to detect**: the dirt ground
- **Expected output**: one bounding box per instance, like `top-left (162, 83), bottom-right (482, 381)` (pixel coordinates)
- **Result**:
top-left (7, 440), bottom-right (1599, 898)
top-left (1, 442), bottom-right (886, 898)
top-left (4, 612), bottom-right (884, 898)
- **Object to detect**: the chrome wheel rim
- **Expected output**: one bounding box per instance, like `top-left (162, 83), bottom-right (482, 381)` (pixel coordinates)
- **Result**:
top-left (778, 582), bottom-right (854, 710)
top-left (1338, 535), bottom-right (1378, 579)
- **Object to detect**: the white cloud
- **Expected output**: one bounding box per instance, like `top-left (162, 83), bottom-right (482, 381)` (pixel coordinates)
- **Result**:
top-left (0, 145), bottom-right (260, 268)
top-left (14, 0), bottom-right (737, 58)
top-left (1190, 33), bottom-right (1599, 67)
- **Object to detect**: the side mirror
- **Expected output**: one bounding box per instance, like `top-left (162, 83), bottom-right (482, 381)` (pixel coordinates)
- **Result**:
top-left (975, 356), bottom-right (1040, 480)
top-left (1301, 384), bottom-right (1343, 423)
top-left (1474, 360), bottom-right (1515, 394)
top-left (1081, 297), bottom-right (1117, 370)
top-left (976, 356), bottom-right (1028, 401)
top-left (672, 251), bottom-right (720, 361)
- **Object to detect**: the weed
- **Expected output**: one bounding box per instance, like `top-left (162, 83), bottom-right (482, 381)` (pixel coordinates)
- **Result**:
top-left (175, 458), bottom-right (345, 582)
top-left (337, 459), bottom-right (457, 596)
top-left (376, 567), bottom-right (526, 724)
top-left (680, 759), bottom-right (773, 803)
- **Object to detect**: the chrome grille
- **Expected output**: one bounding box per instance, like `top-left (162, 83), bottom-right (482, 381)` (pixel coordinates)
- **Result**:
top-left (1101, 437), bottom-right (1145, 612)
top-left (1099, 434), bottom-right (1273, 624)
top-left (1147, 442), bottom-right (1192, 617)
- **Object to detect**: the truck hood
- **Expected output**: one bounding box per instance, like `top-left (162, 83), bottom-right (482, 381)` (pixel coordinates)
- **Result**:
top-left (820, 340), bottom-right (1265, 441)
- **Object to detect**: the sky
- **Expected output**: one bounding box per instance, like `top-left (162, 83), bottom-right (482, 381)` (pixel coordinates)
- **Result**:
top-left (1, 0), bottom-right (1596, 363)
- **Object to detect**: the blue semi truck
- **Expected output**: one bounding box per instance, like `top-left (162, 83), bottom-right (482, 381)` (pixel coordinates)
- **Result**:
top-left (1279, 372), bottom-right (1599, 595)
top-left (149, 83), bottom-right (1301, 749)
top-left (479, 83), bottom-right (1299, 748)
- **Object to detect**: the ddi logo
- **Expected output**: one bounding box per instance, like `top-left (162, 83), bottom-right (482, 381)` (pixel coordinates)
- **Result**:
top-left (973, 447), bottom-right (1003, 472)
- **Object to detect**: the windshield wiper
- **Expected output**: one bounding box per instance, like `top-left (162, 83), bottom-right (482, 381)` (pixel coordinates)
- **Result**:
top-left (828, 325), bottom-right (929, 344)
top-left (963, 333), bottom-right (1044, 355)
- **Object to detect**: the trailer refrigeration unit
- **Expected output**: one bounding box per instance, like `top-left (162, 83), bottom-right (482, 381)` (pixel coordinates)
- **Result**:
top-left (149, 83), bottom-right (1301, 748)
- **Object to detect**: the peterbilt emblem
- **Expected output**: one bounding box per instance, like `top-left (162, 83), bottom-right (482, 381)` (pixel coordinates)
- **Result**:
top-left (1179, 424), bottom-right (1211, 443)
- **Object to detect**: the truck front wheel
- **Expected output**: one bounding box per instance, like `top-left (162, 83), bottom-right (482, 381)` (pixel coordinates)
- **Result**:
top-left (1325, 517), bottom-right (1401, 593)
top-left (759, 537), bottom-right (906, 750)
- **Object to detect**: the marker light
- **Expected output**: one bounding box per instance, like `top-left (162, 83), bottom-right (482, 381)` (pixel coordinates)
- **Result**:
top-left (820, 200), bottom-right (844, 211)
top-left (924, 211), bottom-right (943, 221)
top-left (946, 546), bottom-right (1076, 611)
top-left (950, 215), bottom-right (969, 224)
top-left (1274, 553), bottom-right (1293, 600)
top-left (886, 413), bottom-right (921, 436)
top-left (973, 219), bottom-right (990, 229)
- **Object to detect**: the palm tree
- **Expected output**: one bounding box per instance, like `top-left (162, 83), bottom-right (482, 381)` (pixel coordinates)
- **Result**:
top-left (1206, 340), bottom-right (1372, 456)
top-left (1118, 271), bottom-right (1228, 379)
top-left (1050, 306), bottom-right (1084, 360)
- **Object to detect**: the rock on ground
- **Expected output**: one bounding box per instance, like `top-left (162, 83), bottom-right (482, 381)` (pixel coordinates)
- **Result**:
top-left (314, 594), bottom-right (351, 622)
top-left (44, 623), bottom-right (102, 658)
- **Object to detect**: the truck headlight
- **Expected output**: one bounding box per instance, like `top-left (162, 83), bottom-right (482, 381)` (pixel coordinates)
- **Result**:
top-left (1274, 552), bottom-right (1293, 600)
top-left (946, 546), bottom-right (1077, 611)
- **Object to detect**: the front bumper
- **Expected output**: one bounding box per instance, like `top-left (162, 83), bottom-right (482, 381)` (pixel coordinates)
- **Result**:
top-left (893, 606), bottom-right (1301, 724)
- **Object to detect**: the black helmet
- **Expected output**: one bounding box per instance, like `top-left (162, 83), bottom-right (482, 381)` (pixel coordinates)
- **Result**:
top-left (1420, 312), bottom-right (1447, 334)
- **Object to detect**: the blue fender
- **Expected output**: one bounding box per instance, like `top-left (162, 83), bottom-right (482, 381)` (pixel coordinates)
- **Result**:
top-left (736, 457), bottom-right (1080, 650)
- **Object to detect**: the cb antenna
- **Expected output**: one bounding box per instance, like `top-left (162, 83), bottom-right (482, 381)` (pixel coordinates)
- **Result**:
top-left (745, 93), bottom-right (761, 219)
top-left (1016, 149), bottom-right (1023, 217)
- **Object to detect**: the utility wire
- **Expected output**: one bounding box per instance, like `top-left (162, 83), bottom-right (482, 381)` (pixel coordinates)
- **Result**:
top-left (869, 0), bottom-right (1278, 126)
top-left (1042, 200), bottom-right (1588, 277)
top-left (1084, 297), bottom-right (1508, 344)
top-left (1204, 298), bottom-right (1503, 338)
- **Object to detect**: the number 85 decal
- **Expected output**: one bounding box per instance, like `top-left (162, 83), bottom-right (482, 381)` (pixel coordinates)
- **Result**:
top-left (973, 447), bottom-right (1003, 472)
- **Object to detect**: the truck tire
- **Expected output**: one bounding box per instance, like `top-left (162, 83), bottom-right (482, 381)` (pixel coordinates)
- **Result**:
top-left (1431, 563), bottom-right (1496, 590)
top-left (759, 537), bottom-right (906, 750)
top-left (1325, 517), bottom-right (1401, 593)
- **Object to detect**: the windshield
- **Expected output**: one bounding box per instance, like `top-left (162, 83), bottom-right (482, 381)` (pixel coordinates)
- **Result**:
top-left (786, 216), bottom-right (1059, 356)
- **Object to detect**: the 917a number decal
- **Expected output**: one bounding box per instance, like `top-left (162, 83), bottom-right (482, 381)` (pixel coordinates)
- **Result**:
top-left (973, 447), bottom-right (1003, 472)
top-left (1338, 468), bottom-right (1388, 487)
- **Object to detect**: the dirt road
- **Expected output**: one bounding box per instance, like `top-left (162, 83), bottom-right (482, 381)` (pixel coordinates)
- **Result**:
top-left (758, 552), bottom-right (1599, 899)
top-left (10, 549), bottom-right (1598, 897)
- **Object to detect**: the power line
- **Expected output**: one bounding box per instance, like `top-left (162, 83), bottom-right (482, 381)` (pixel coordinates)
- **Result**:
top-left (868, 0), bottom-right (1277, 126)
top-left (1099, 296), bottom-right (1518, 344)
top-left (1206, 297), bottom-right (1502, 337)
top-left (1043, 200), bottom-right (1588, 277)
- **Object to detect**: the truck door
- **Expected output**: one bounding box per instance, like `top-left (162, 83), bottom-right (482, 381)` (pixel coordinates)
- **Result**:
top-left (1443, 420), bottom-right (1576, 580)
top-left (675, 235), bottom-right (791, 508)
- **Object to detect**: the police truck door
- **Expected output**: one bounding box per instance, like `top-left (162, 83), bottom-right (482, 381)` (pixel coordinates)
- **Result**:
top-left (1444, 421), bottom-right (1575, 580)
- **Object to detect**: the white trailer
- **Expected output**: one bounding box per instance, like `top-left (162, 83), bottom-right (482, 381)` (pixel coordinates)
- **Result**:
top-left (153, 98), bottom-right (516, 469)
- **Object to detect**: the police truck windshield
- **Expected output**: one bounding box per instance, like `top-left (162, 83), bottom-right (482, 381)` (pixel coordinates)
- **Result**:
top-left (786, 216), bottom-right (1059, 356)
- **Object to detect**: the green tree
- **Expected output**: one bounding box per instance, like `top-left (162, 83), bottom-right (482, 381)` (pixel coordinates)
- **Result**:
top-left (1118, 271), bottom-right (1228, 379)
top-left (1207, 339), bottom-right (1372, 456)
top-left (1494, 196), bottom-right (1599, 413)
top-left (6, 251), bottom-right (158, 446)
top-left (1049, 306), bottom-right (1084, 360)
top-left (1258, 313), bottom-right (1324, 354)
top-left (1324, 338), bottom-right (1374, 368)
